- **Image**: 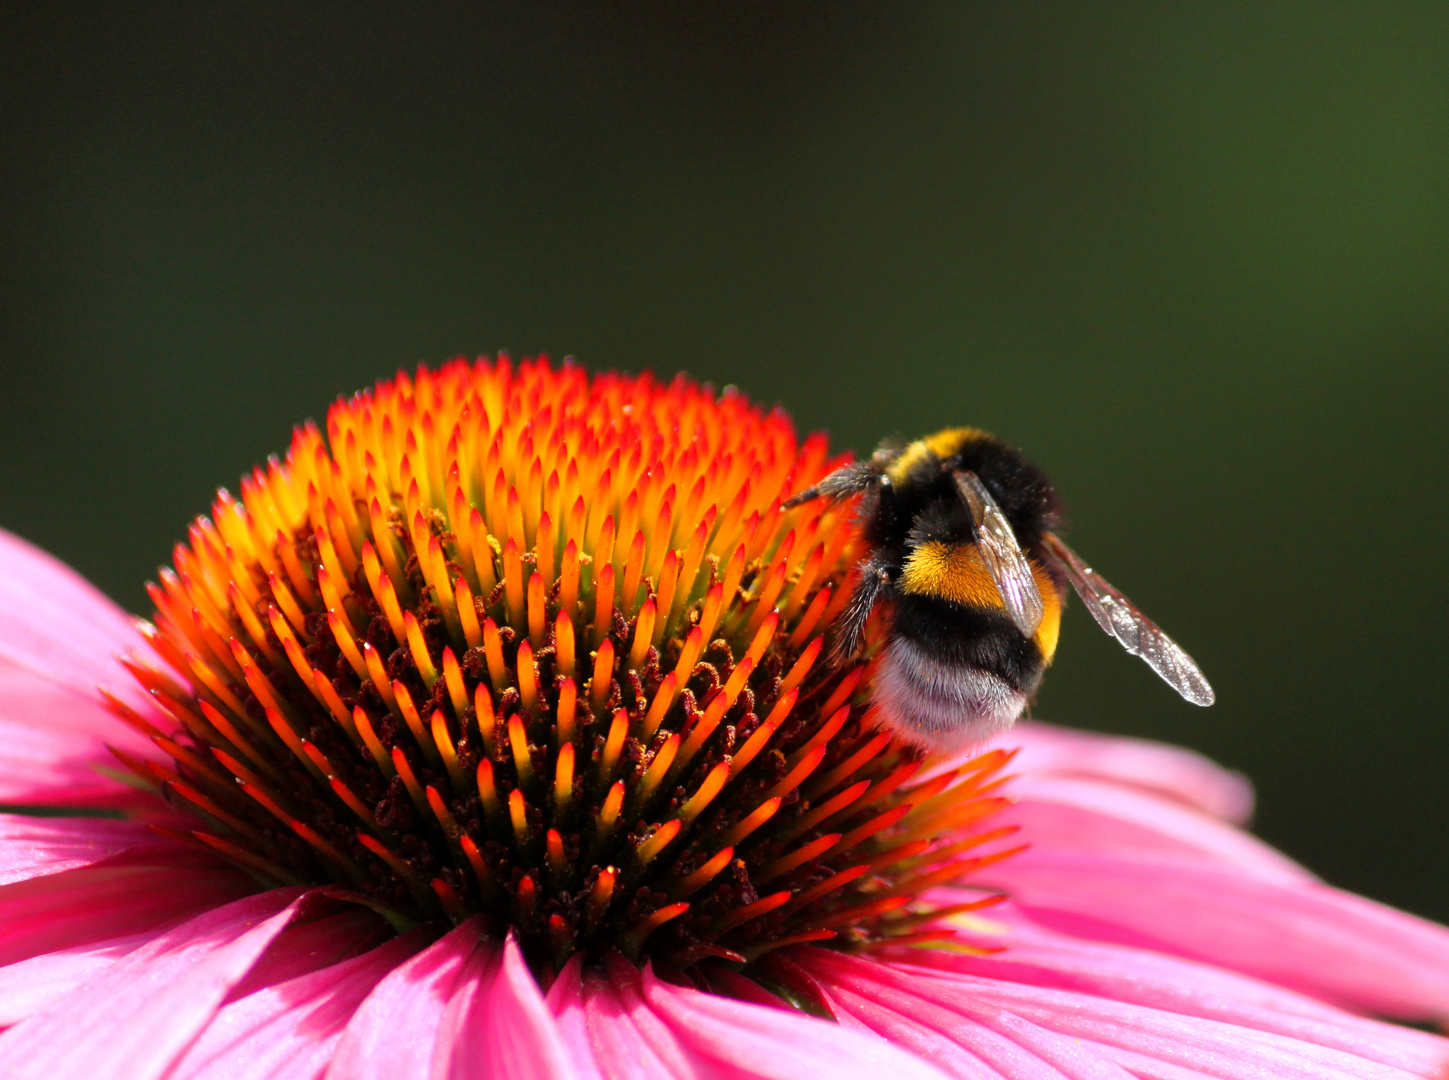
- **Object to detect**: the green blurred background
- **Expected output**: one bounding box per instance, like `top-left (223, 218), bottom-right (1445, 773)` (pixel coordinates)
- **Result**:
top-left (2, 4), bottom-right (1446, 919)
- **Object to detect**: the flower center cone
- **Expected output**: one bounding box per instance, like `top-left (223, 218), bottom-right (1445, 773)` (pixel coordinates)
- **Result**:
top-left (114, 357), bottom-right (1021, 978)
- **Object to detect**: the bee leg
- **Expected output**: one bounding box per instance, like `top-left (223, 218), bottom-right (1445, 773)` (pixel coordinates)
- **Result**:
top-left (827, 552), bottom-right (894, 665)
top-left (782, 460), bottom-right (882, 508)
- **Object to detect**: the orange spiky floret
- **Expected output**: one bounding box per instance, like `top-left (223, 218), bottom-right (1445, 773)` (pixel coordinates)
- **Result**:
top-left (120, 356), bottom-right (1020, 975)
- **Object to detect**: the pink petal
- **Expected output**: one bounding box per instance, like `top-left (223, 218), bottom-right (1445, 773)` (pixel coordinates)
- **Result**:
top-left (746, 952), bottom-right (884, 1037)
top-left (640, 962), bottom-right (955, 1080)
top-left (980, 848), bottom-right (1449, 1020)
top-left (168, 930), bottom-right (426, 1080)
top-left (0, 812), bottom-right (162, 885)
top-left (0, 926), bottom-right (159, 1027)
top-left (1002, 775), bottom-right (1310, 885)
top-left (999, 722), bottom-right (1254, 824)
top-left (890, 916), bottom-right (1449, 1076)
top-left (0, 529), bottom-right (171, 808)
top-left (701, 965), bottom-right (798, 1010)
top-left (429, 932), bottom-right (501, 1077)
top-left (545, 956), bottom-right (608, 1080)
top-left (223, 907), bottom-right (392, 1002)
top-left (0, 527), bottom-right (160, 704)
top-left (803, 949), bottom-right (1449, 1080)
top-left (324, 918), bottom-right (481, 1080)
top-left (0, 847), bottom-right (257, 1025)
top-left (437, 933), bottom-right (591, 1080)
top-left (0, 846), bottom-right (254, 967)
top-left (582, 955), bottom-right (705, 1079)
top-left (927, 972), bottom-right (1436, 1080)
top-left (0, 664), bottom-right (157, 806)
top-left (812, 964), bottom-right (1128, 1080)
top-left (0, 887), bottom-right (308, 1080)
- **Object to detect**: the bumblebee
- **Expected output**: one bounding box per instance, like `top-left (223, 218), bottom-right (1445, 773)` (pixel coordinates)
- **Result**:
top-left (785, 428), bottom-right (1213, 754)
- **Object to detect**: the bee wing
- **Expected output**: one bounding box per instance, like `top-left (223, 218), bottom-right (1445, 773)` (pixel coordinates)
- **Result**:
top-left (953, 470), bottom-right (1045, 638)
top-left (1039, 531), bottom-right (1215, 706)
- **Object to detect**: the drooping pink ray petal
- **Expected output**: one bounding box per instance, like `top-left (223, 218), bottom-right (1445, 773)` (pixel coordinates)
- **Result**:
top-left (0, 926), bottom-right (159, 1027)
top-left (813, 966), bottom-right (1129, 1080)
top-left (438, 934), bottom-right (591, 1080)
top-left (1001, 722), bottom-right (1255, 824)
top-left (545, 955), bottom-right (608, 1080)
top-left (430, 931), bottom-right (502, 1077)
top-left (803, 948), bottom-right (1449, 1080)
top-left (885, 914), bottom-right (1449, 1076)
top-left (0, 812), bottom-right (163, 885)
top-left (0, 887), bottom-right (308, 1080)
top-left (166, 930), bottom-right (426, 1080)
top-left (0, 846), bottom-right (253, 968)
top-left (0, 665), bottom-right (158, 807)
top-left (487, 936), bottom-right (593, 1078)
top-left (925, 971), bottom-right (1435, 1080)
top-left (699, 965), bottom-right (797, 1011)
top-left (640, 962), bottom-right (957, 1080)
top-left (1002, 775), bottom-right (1311, 884)
top-left (978, 849), bottom-right (1449, 1021)
top-left (740, 952), bottom-right (885, 1039)
top-left (323, 918), bottom-right (480, 1080)
top-left (0, 831), bottom-right (238, 1028)
top-left (0, 527), bottom-right (165, 708)
top-left (223, 907), bottom-right (393, 1002)
top-left (583, 956), bottom-right (705, 1079)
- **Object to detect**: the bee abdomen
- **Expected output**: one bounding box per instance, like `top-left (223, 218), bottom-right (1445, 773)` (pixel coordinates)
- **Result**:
top-left (875, 638), bottom-right (1029, 752)
top-left (890, 593), bottom-right (1045, 692)
top-left (872, 594), bottom-right (1046, 754)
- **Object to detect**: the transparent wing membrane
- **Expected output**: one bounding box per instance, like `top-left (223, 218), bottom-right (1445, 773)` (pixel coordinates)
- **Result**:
top-left (954, 470), bottom-right (1045, 639)
top-left (1040, 531), bottom-right (1215, 706)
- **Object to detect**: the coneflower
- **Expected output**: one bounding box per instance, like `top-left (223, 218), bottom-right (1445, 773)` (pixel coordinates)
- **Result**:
top-left (0, 358), bottom-right (1445, 1079)
top-left (118, 357), bottom-right (1018, 974)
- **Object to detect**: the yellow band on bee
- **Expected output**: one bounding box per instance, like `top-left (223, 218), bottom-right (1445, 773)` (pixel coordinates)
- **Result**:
top-left (900, 540), bottom-right (1061, 661)
top-left (901, 541), bottom-right (1001, 609)
top-left (885, 427), bottom-right (987, 485)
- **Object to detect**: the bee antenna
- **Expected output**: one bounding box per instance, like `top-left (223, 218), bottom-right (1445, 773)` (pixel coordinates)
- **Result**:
top-left (782, 460), bottom-right (882, 508)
